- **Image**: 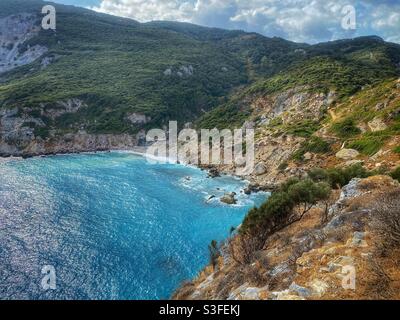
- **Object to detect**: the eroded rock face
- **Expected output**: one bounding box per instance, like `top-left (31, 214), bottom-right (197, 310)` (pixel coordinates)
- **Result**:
top-left (0, 131), bottom-right (139, 157)
top-left (252, 87), bottom-right (330, 125)
top-left (0, 99), bottom-right (141, 156)
top-left (0, 14), bottom-right (47, 74)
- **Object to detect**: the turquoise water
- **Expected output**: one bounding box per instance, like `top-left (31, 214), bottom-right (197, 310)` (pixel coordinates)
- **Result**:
top-left (0, 152), bottom-right (266, 300)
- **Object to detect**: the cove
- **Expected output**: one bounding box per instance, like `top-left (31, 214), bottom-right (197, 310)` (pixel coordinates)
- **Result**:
top-left (0, 152), bottom-right (266, 300)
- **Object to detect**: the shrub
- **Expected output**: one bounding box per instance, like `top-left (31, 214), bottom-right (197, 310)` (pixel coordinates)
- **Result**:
top-left (348, 134), bottom-right (385, 156)
top-left (331, 118), bottom-right (361, 138)
top-left (208, 240), bottom-right (221, 269)
top-left (308, 163), bottom-right (369, 189)
top-left (268, 117), bottom-right (283, 127)
top-left (393, 146), bottom-right (400, 154)
top-left (240, 178), bottom-right (331, 259)
top-left (283, 120), bottom-right (320, 138)
top-left (292, 136), bottom-right (331, 161)
top-left (307, 168), bottom-right (329, 182)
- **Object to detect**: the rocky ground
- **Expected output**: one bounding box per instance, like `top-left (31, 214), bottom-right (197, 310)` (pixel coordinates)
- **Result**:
top-left (206, 80), bottom-right (400, 188)
top-left (172, 80), bottom-right (400, 300)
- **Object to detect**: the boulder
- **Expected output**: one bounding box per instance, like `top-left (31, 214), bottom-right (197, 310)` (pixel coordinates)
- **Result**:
top-left (367, 117), bottom-right (387, 132)
top-left (374, 102), bottom-right (385, 111)
top-left (206, 195), bottom-right (216, 202)
top-left (243, 183), bottom-right (261, 194)
top-left (308, 279), bottom-right (329, 297)
top-left (289, 283), bottom-right (312, 298)
top-left (208, 168), bottom-right (220, 178)
top-left (349, 231), bottom-right (368, 247)
top-left (303, 152), bottom-right (313, 161)
top-left (254, 163), bottom-right (267, 175)
top-left (336, 149), bottom-right (360, 160)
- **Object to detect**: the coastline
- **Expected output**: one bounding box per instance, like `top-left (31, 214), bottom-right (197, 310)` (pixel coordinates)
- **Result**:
top-left (0, 145), bottom-right (272, 189)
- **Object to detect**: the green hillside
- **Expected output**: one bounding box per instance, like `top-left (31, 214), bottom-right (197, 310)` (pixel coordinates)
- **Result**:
top-left (198, 37), bottom-right (400, 129)
top-left (1, 0), bottom-right (400, 137)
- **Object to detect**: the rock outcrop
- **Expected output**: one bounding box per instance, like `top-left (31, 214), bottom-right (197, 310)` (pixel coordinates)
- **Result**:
top-left (220, 193), bottom-right (237, 205)
top-left (0, 14), bottom-right (47, 74)
top-left (336, 149), bottom-right (360, 160)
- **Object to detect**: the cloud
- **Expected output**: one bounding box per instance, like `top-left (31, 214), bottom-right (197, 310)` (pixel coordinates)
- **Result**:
top-left (91, 0), bottom-right (400, 43)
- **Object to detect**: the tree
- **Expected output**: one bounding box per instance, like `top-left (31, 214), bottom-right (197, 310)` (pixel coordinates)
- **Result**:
top-left (237, 178), bottom-right (332, 263)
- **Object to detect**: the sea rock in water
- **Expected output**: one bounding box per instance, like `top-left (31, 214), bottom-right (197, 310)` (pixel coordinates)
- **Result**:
top-left (243, 183), bottom-right (260, 195)
top-left (206, 195), bottom-right (216, 202)
top-left (208, 168), bottom-right (221, 178)
top-left (336, 149), bottom-right (359, 160)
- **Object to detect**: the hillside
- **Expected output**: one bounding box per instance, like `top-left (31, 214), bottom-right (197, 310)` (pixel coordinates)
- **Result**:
top-left (174, 175), bottom-right (400, 300)
top-left (1, 0), bottom-right (400, 157)
top-left (1, 0), bottom-right (400, 301)
top-left (0, 0), bottom-right (307, 150)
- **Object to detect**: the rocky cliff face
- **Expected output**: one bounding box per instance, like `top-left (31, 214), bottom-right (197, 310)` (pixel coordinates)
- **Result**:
top-left (0, 13), bottom-right (47, 74)
top-left (211, 80), bottom-right (400, 188)
top-left (174, 176), bottom-right (400, 300)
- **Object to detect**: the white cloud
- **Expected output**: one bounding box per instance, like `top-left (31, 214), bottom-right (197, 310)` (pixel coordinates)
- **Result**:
top-left (91, 0), bottom-right (400, 43)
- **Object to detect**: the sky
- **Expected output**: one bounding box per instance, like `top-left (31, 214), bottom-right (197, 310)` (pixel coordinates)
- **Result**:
top-left (53, 0), bottom-right (400, 44)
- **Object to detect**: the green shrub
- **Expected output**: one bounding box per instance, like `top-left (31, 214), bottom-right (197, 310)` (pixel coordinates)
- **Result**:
top-left (307, 168), bottom-right (329, 182)
top-left (241, 178), bottom-right (331, 238)
top-left (208, 240), bottom-right (221, 268)
top-left (308, 163), bottom-right (369, 189)
top-left (268, 117), bottom-right (283, 127)
top-left (292, 136), bottom-right (331, 161)
top-left (393, 146), bottom-right (400, 154)
top-left (34, 126), bottom-right (50, 139)
top-left (331, 118), bottom-right (361, 138)
top-left (348, 135), bottom-right (385, 156)
top-left (283, 120), bottom-right (320, 138)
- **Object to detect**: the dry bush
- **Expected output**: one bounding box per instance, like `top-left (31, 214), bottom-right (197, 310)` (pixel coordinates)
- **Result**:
top-left (346, 197), bottom-right (366, 212)
top-left (228, 233), bottom-right (265, 265)
top-left (364, 260), bottom-right (393, 300)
